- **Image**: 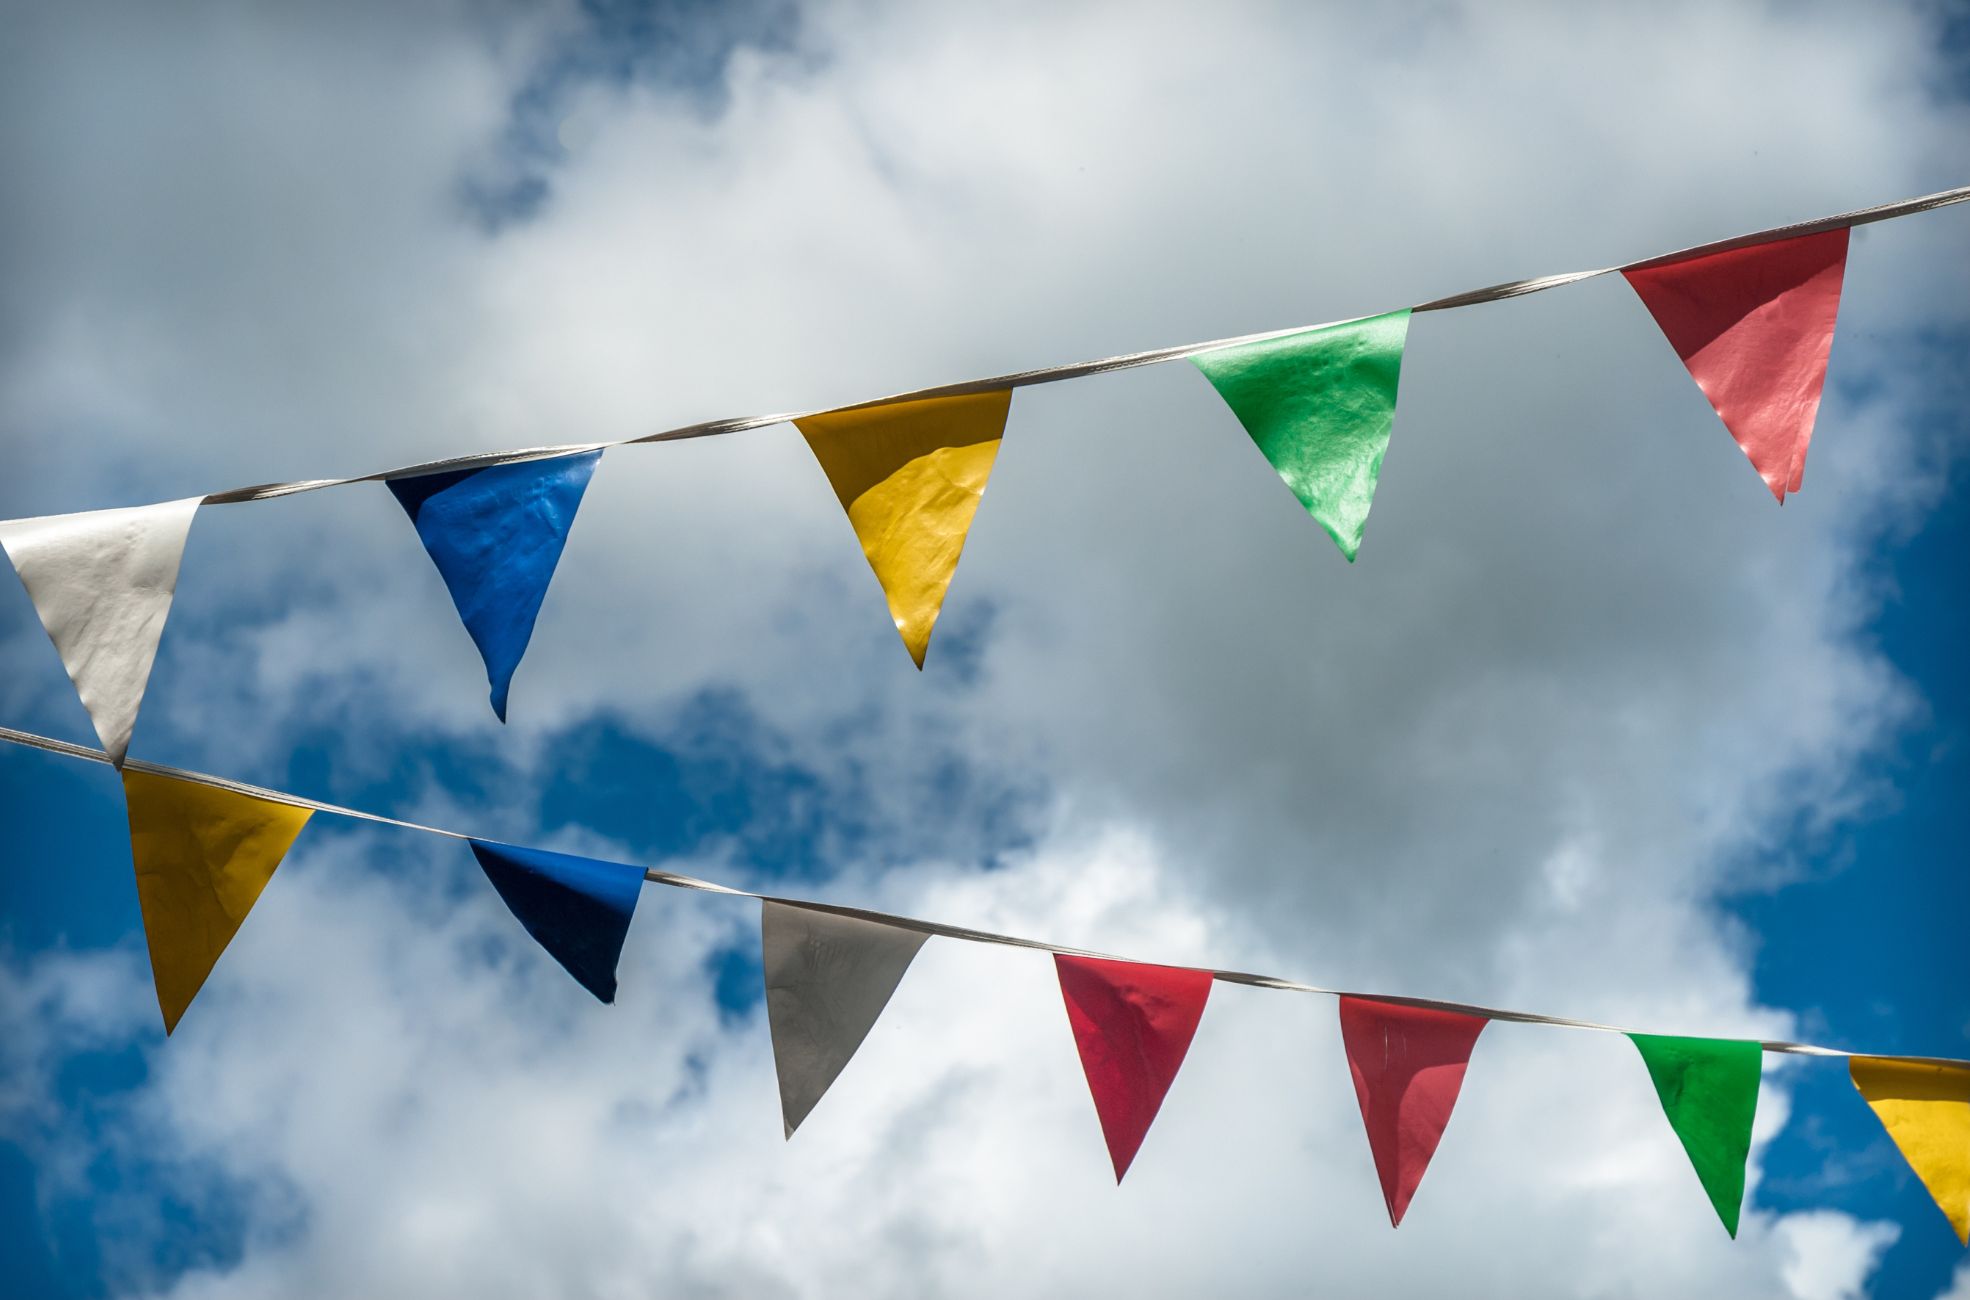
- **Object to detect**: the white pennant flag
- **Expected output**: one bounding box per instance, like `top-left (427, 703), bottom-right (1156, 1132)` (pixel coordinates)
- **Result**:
top-left (0, 497), bottom-right (202, 767)
top-left (762, 901), bottom-right (928, 1137)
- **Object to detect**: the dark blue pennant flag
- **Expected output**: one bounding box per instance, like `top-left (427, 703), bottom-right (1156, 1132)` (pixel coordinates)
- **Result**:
top-left (388, 450), bottom-right (600, 721)
top-left (468, 839), bottom-right (645, 1003)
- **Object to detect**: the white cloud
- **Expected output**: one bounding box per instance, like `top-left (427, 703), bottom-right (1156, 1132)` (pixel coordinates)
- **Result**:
top-left (2, 0), bottom-right (1964, 1296)
top-left (1775, 1210), bottom-right (1901, 1300)
top-left (0, 944), bottom-right (152, 1131)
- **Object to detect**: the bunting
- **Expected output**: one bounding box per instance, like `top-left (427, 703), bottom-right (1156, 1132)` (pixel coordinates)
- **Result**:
top-left (1192, 310), bottom-right (1410, 561)
top-left (468, 839), bottom-right (645, 1003)
top-left (1338, 996), bottom-right (1487, 1227)
top-left (0, 498), bottom-right (201, 767)
top-left (122, 769), bottom-right (311, 1033)
top-left (0, 187), bottom-right (1960, 717)
top-left (0, 720), bottom-right (1959, 1236)
top-left (1054, 955), bottom-right (1213, 1181)
top-left (1623, 228), bottom-right (1848, 502)
top-left (2, 177), bottom-right (1968, 1243)
top-left (761, 901), bottom-right (929, 1137)
top-left (1850, 1056), bottom-right (1970, 1244)
top-left (795, 391), bottom-right (1012, 668)
top-left (389, 451), bottom-right (600, 721)
top-left (1629, 1034), bottom-right (1762, 1236)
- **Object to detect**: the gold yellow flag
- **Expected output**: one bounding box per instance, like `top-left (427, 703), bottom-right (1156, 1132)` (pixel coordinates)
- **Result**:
top-left (1850, 1055), bottom-right (1970, 1244)
top-left (122, 769), bottom-right (312, 1033)
top-left (795, 390), bottom-right (1011, 668)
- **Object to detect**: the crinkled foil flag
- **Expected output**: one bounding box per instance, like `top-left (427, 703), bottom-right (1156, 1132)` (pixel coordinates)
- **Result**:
top-left (1623, 229), bottom-right (1848, 503)
top-left (1055, 955), bottom-right (1213, 1182)
top-left (1338, 996), bottom-right (1487, 1227)
top-left (389, 451), bottom-right (600, 721)
top-left (122, 767), bottom-right (312, 1032)
top-left (1193, 310), bottom-right (1410, 560)
top-left (468, 839), bottom-right (646, 1003)
top-left (1629, 1033), bottom-right (1763, 1237)
top-left (796, 391), bottom-right (1012, 668)
top-left (763, 901), bottom-right (928, 1137)
top-left (0, 498), bottom-right (201, 767)
top-left (1850, 1056), bottom-right (1970, 1245)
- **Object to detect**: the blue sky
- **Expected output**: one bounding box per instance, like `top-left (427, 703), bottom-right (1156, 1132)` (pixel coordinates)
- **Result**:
top-left (2, 3), bottom-right (1967, 1297)
top-left (1737, 373), bottom-right (1970, 1298)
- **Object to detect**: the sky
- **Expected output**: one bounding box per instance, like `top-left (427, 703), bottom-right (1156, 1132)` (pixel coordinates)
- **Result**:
top-left (0, 1), bottom-right (1966, 1297)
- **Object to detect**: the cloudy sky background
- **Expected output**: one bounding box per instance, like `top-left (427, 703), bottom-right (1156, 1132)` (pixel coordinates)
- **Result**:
top-left (2, 1), bottom-right (1967, 1295)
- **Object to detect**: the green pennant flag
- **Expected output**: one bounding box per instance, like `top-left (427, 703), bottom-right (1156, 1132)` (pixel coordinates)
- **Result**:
top-left (1629, 1034), bottom-right (1762, 1237)
top-left (1191, 309), bottom-right (1410, 561)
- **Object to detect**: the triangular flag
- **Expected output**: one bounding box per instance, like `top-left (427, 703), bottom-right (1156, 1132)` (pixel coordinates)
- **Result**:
top-left (467, 840), bottom-right (645, 1004)
top-left (1629, 1034), bottom-right (1763, 1237)
top-left (1337, 996), bottom-right (1487, 1227)
top-left (1054, 954), bottom-right (1213, 1181)
top-left (388, 450), bottom-right (600, 721)
top-left (1191, 309), bottom-right (1410, 561)
top-left (795, 390), bottom-right (1011, 668)
top-left (0, 498), bottom-right (202, 767)
top-left (122, 768), bottom-right (311, 1033)
top-left (761, 901), bottom-right (929, 1137)
top-left (1850, 1055), bottom-right (1970, 1244)
top-left (1622, 228), bottom-right (1848, 502)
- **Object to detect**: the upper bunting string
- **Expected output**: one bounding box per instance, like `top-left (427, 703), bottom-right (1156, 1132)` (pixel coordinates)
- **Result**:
top-left (50, 179), bottom-right (1949, 511)
top-left (4, 720), bottom-right (1960, 1070)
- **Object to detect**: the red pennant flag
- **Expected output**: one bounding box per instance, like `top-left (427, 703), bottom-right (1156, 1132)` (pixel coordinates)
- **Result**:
top-left (1054, 954), bottom-right (1213, 1182)
top-left (1622, 227), bottom-right (1848, 503)
top-left (1338, 996), bottom-right (1488, 1227)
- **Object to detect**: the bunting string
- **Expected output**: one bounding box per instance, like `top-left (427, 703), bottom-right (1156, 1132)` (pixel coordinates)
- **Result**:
top-left (87, 180), bottom-right (1964, 510)
top-left (8, 180), bottom-right (1966, 750)
top-left (1, 720), bottom-right (1957, 1070)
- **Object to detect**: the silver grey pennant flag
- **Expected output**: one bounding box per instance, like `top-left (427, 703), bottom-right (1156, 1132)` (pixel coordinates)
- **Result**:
top-left (762, 900), bottom-right (929, 1137)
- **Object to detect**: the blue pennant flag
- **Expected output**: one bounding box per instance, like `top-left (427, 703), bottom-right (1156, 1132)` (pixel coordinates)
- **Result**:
top-left (388, 451), bottom-right (601, 721)
top-left (468, 839), bottom-right (645, 1003)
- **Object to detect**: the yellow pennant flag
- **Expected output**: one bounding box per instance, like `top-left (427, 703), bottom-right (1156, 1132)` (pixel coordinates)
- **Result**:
top-left (1850, 1055), bottom-right (1970, 1244)
top-left (122, 769), bottom-right (312, 1033)
top-left (795, 390), bottom-right (1012, 668)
